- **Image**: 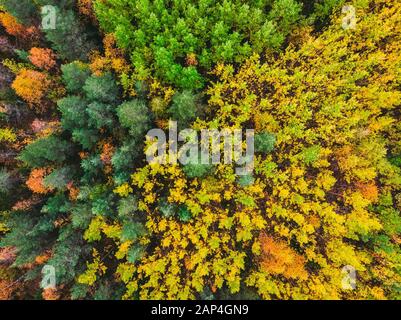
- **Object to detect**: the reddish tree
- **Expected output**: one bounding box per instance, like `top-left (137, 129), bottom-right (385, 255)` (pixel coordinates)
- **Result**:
top-left (259, 233), bottom-right (307, 280)
top-left (42, 288), bottom-right (60, 300)
top-left (78, 0), bottom-right (97, 23)
top-left (12, 69), bottom-right (50, 107)
top-left (0, 12), bottom-right (25, 37)
top-left (12, 196), bottom-right (41, 211)
top-left (0, 12), bottom-right (38, 41)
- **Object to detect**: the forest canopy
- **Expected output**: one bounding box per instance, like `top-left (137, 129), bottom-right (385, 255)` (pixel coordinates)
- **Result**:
top-left (0, 0), bottom-right (400, 301)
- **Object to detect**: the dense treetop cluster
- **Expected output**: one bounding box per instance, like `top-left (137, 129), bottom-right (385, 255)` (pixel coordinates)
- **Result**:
top-left (0, 0), bottom-right (400, 300)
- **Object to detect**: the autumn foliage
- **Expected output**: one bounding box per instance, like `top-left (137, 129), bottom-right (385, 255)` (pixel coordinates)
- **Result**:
top-left (26, 168), bottom-right (52, 194)
top-left (259, 234), bottom-right (307, 281)
top-left (0, 12), bottom-right (25, 37)
top-left (42, 288), bottom-right (60, 300)
top-left (78, 0), bottom-right (97, 23)
top-left (11, 69), bottom-right (50, 106)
